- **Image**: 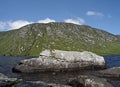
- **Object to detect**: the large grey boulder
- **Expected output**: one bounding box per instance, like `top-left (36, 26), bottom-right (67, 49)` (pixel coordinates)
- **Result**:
top-left (67, 75), bottom-right (114, 87)
top-left (13, 50), bottom-right (105, 73)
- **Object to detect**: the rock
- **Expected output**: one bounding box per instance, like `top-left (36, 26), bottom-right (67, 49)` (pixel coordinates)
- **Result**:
top-left (67, 75), bottom-right (114, 87)
top-left (13, 81), bottom-right (71, 87)
top-left (97, 67), bottom-right (120, 78)
top-left (0, 73), bottom-right (71, 87)
top-left (0, 73), bottom-right (21, 87)
top-left (13, 49), bottom-right (105, 73)
top-left (67, 79), bottom-right (85, 87)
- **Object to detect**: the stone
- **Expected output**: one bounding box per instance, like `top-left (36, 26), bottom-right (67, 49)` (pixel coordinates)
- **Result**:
top-left (13, 81), bottom-right (71, 87)
top-left (97, 67), bottom-right (120, 78)
top-left (13, 49), bottom-right (105, 73)
top-left (0, 73), bottom-right (21, 87)
top-left (67, 75), bottom-right (114, 87)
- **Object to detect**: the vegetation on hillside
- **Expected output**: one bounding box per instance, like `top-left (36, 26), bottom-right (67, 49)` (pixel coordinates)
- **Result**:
top-left (0, 22), bottom-right (119, 56)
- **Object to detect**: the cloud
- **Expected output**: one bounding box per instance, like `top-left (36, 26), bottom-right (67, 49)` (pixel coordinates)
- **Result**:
top-left (38, 18), bottom-right (56, 23)
top-left (8, 20), bottom-right (32, 30)
top-left (0, 18), bottom-right (56, 31)
top-left (0, 22), bottom-right (6, 30)
top-left (8, 18), bottom-right (56, 30)
top-left (86, 11), bottom-right (96, 16)
top-left (0, 17), bottom-right (85, 31)
top-left (86, 11), bottom-right (104, 17)
top-left (64, 18), bottom-right (85, 25)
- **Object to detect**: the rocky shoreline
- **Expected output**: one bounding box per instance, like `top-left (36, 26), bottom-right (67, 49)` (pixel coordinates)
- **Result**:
top-left (1, 50), bottom-right (120, 87)
top-left (1, 68), bottom-right (120, 87)
top-left (0, 73), bottom-right (21, 87)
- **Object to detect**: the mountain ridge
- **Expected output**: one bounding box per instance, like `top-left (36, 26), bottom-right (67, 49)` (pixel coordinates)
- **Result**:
top-left (0, 22), bottom-right (120, 56)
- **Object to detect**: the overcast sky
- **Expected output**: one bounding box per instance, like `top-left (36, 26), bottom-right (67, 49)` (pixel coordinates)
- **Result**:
top-left (0, 0), bottom-right (119, 34)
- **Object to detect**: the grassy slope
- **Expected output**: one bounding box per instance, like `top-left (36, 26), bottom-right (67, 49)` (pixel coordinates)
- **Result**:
top-left (0, 23), bottom-right (119, 56)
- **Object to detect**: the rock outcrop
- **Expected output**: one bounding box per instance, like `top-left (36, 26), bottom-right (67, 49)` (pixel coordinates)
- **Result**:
top-left (67, 75), bottom-right (114, 87)
top-left (0, 73), bottom-right (20, 87)
top-left (14, 81), bottom-right (71, 87)
top-left (97, 67), bottom-right (120, 78)
top-left (0, 73), bottom-right (71, 87)
top-left (13, 50), bottom-right (105, 73)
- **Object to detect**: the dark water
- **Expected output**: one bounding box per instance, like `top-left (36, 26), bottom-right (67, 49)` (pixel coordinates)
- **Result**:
top-left (0, 56), bottom-right (37, 77)
top-left (104, 55), bottom-right (120, 68)
top-left (0, 55), bottom-right (120, 85)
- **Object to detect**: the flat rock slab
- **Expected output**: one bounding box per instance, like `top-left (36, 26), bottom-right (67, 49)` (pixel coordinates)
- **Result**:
top-left (13, 50), bottom-right (105, 73)
top-left (97, 67), bottom-right (120, 78)
top-left (13, 81), bottom-right (71, 87)
top-left (0, 73), bottom-right (20, 87)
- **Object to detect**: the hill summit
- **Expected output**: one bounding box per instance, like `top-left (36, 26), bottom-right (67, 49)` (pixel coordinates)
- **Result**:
top-left (0, 22), bottom-right (120, 56)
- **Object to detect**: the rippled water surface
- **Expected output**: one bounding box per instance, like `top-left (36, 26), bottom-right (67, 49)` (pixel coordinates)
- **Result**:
top-left (104, 55), bottom-right (120, 68)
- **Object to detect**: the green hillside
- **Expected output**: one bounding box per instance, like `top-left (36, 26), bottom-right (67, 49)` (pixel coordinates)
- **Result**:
top-left (0, 22), bottom-right (120, 56)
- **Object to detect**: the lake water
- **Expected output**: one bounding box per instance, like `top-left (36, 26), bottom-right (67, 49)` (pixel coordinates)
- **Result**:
top-left (0, 55), bottom-right (120, 85)
top-left (104, 55), bottom-right (120, 68)
top-left (0, 56), bottom-right (37, 77)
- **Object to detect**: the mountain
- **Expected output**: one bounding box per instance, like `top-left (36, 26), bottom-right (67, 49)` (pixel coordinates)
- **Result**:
top-left (116, 35), bottom-right (120, 40)
top-left (0, 22), bottom-right (120, 56)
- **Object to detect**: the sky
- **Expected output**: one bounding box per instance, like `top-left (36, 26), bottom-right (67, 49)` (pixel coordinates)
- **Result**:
top-left (0, 0), bottom-right (120, 34)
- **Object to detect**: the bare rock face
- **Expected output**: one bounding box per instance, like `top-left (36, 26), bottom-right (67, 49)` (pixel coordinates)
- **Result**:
top-left (12, 50), bottom-right (105, 73)
top-left (67, 75), bottom-right (114, 87)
